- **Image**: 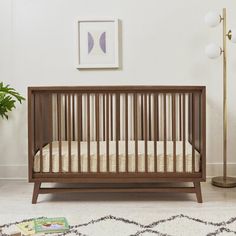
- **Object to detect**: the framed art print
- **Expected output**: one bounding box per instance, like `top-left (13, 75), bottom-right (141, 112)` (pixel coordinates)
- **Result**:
top-left (78, 18), bottom-right (119, 69)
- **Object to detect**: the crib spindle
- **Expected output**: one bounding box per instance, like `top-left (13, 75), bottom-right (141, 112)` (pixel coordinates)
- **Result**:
top-left (157, 95), bottom-right (159, 141)
top-left (172, 94), bottom-right (176, 172)
top-left (68, 94), bottom-right (72, 173)
top-left (192, 93), bottom-right (195, 173)
top-left (87, 94), bottom-right (91, 172)
top-left (65, 95), bottom-right (68, 141)
top-left (96, 94), bottom-right (100, 172)
top-left (80, 96), bottom-right (83, 142)
top-left (111, 94), bottom-right (113, 141)
top-left (72, 94), bottom-right (75, 141)
top-left (106, 93), bottom-right (110, 172)
top-left (116, 93), bottom-right (120, 172)
top-left (183, 93), bottom-right (186, 172)
top-left (103, 94), bottom-right (106, 141)
top-left (77, 94), bottom-right (82, 173)
top-left (39, 94), bottom-right (43, 173)
top-left (144, 93), bottom-right (148, 172)
top-left (164, 94), bottom-right (167, 172)
top-left (134, 93), bottom-right (138, 172)
top-left (57, 94), bottom-right (62, 173)
top-left (179, 94), bottom-right (182, 141)
top-left (49, 94), bottom-right (53, 173)
top-left (141, 94), bottom-right (144, 140)
top-left (125, 93), bottom-right (129, 172)
top-left (149, 94), bottom-right (152, 141)
top-left (154, 93), bottom-right (157, 172)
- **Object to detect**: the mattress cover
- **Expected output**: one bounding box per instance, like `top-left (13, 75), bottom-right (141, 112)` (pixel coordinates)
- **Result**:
top-left (34, 141), bottom-right (200, 173)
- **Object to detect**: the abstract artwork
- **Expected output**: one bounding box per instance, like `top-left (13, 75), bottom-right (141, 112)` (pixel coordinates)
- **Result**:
top-left (88, 31), bottom-right (106, 55)
top-left (78, 19), bottom-right (119, 69)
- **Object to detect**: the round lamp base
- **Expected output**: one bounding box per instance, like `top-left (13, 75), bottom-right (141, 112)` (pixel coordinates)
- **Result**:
top-left (212, 176), bottom-right (236, 188)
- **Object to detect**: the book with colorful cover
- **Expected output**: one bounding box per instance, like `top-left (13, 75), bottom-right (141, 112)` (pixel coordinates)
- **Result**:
top-left (34, 217), bottom-right (69, 233)
top-left (16, 220), bottom-right (36, 235)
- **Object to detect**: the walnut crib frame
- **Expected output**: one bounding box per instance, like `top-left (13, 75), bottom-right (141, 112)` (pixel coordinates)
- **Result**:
top-left (28, 86), bottom-right (206, 204)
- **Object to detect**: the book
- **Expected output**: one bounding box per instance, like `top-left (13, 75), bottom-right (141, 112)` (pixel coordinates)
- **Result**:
top-left (16, 220), bottom-right (36, 235)
top-left (34, 217), bottom-right (69, 234)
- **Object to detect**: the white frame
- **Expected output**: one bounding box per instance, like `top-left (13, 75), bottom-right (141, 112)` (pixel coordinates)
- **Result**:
top-left (77, 18), bottom-right (119, 69)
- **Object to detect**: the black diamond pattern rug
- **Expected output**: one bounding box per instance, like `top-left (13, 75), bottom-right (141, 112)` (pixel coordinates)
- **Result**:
top-left (1, 214), bottom-right (236, 236)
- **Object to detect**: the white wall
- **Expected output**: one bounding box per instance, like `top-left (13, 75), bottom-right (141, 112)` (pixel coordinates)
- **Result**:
top-left (1, 0), bottom-right (236, 178)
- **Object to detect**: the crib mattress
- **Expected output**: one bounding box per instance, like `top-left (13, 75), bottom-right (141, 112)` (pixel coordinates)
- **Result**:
top-left (34, 141), bottom-right (200, 173)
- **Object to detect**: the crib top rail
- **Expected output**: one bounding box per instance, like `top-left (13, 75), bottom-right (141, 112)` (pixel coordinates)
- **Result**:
top-left (28, 86), bottom-right (205, 94)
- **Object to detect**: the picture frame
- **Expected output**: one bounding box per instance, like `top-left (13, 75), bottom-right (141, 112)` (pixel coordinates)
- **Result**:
top-left (77, 18), bottom-right (119, 69)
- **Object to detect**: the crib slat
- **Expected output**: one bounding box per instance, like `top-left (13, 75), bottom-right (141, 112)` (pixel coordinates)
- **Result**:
top-left (116, 93), bottom-right (120, 172)
top-left (172, 94), bottom-right (176, 172)
top-left (72, 94), bottom-right (75, 141)
top-left (134, 93), bottom-right (138, 172)
top-left (111, 94), bottom-right (113, 141)
top-left (57, 95), bottom-right (60, 142)
top-left (65, 95), bottom-right (68, 140)
top-left (144, 93), bottom-right (148, 172)
top-left (103, 94), bottom-right (106, 141)
top-left (149, 94), bottom-right (152, 140)
top-left (154, 93), bottom-right (157, 172)
top-left (39, 94), bottom-right (43, 173)
top-left (49, 94), bottom-right (53, 173)
top-left (179, 94), bottom-right (182, 140)
top-left (68, 94), bottom-right (72, 173)
top-left (125, 93), bottom-right (129, 172)
top-left (87, 94), bottom-right (91, 172)
top-left (77, 94), bottom-right (82, 173)
top-left (192, 93), bottom-right (195, 173)
top-left (183, 94), bottom-right (186, 172)
top-left (96, 94), bottom-right (100, 172)
top-left (81, 95), bottom-right (83, 142)
top-left (106, 93), bottom-right (110, 172)
top-left (157, 94), bottom-right (159, 141)
top-left (57, 94), bottom-right (62, 173)
top-left (141, 94), bottom-right (144, 140)
top-left (164, 94), bottom-right (167, 172)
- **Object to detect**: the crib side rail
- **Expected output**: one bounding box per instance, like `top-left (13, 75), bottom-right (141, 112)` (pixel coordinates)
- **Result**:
top-left (28, 86), bottom-right (206, 181)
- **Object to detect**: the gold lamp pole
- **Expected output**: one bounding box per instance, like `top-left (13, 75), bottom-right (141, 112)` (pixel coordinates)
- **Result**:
top-left (206, 8), bottom-right (236, 187)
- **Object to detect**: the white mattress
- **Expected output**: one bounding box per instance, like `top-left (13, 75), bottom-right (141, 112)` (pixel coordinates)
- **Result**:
top-left (34, 141), bottom-right (200, 173)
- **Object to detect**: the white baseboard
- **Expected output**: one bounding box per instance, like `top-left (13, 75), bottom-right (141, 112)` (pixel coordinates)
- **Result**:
top-left (0, 163), bottom-right (235, 179)
top-left (206, 163), bottom-right (236, 178)
top-left (0, 165), bottom-right (28, 180)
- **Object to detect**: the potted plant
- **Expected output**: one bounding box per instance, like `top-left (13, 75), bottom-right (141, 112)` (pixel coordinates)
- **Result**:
top-left (0, 82), bottom-right (25, 119)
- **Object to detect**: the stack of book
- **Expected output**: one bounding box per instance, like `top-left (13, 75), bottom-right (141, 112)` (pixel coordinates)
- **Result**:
top-left (16, 217), bottom-right (69, 235)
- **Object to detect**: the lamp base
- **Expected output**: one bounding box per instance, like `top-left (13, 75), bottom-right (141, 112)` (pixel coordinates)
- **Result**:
top-left (212, 176), bottom-right (236, 188)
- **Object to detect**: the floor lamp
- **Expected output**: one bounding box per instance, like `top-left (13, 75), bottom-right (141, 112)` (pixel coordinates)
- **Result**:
top-left (205, 8), bottom-right (236, 187)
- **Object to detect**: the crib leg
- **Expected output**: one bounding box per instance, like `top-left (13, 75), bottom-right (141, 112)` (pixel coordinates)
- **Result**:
top-left (194, 182), bottom-right (202, 203)
top-left (32, 182), bottom-right (41, 204)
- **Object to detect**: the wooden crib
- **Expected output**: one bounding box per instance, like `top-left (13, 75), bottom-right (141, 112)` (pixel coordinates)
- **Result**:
top-left (28, 86), bottom-right (206, 204)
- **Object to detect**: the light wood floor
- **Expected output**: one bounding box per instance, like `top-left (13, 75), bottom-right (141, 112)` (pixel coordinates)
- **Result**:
top-left (0, 179), bottom-right (236, 225)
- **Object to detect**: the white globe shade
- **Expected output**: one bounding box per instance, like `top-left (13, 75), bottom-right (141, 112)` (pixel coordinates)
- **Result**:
top-left (205, 44), bottom-right (221, 59)
top-left (230, 29), bottom-right (236, 43)
top-left (205, 11), bottom-right (221, 27)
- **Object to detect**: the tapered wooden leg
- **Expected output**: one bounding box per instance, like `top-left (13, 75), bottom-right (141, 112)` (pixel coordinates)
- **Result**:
top-left (194, 182), bottom-right (202, 203)
top-left (32, 182), bottom-right (41, 204)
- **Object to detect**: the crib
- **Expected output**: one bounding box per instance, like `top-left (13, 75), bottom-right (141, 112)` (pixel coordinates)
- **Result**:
top-left (28, 86), bottom-right (206, 204)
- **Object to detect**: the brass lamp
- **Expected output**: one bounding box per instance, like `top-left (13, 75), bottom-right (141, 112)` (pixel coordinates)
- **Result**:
top-left (205, 8), bottom-right (236, 187)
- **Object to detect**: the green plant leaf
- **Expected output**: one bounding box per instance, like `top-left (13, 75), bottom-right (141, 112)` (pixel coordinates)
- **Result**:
top-left (0, 82), bottom-right (25, 119)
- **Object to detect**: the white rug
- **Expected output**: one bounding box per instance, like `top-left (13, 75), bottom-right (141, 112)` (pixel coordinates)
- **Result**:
top-left (1, 212), bottom-right (236, 236)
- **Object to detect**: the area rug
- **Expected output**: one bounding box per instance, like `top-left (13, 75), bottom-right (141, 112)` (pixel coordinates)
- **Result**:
top-left (1, 214), bottom-right (236, 236)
